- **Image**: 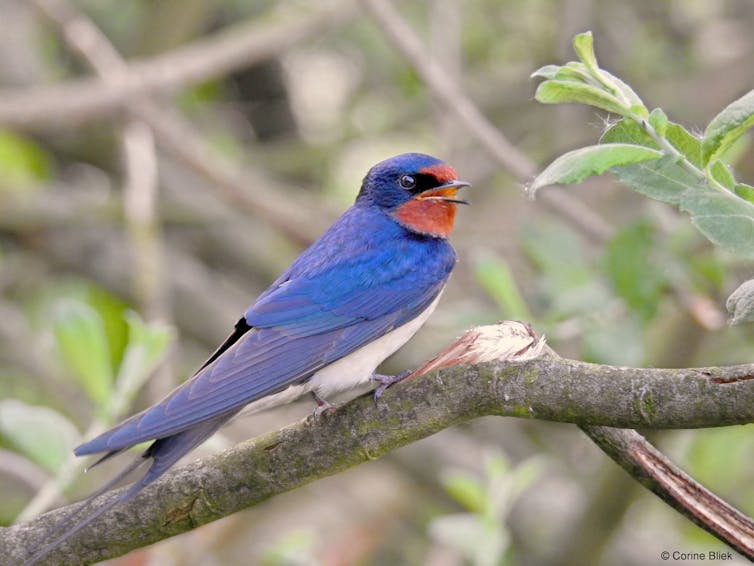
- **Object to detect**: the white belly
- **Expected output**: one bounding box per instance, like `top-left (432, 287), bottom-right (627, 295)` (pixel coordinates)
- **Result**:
top-left (308, 290), bottom-right (443, 398)
top-left (238, 290), bottom-right (443, 416)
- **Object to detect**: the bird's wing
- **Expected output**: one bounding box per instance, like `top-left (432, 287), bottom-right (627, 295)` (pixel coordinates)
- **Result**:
top-left (76, 241), bottom-right (454, 455)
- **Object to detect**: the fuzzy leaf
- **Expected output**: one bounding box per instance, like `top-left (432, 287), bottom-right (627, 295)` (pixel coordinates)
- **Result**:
top-left (735, 183), bottom-right (754, 204)
top-left (530, 64), bottom-right (561, 80)
top-left (702, 88), bottom-right (754, 165)
top-left (573, 31), bottom-right (599, 76)
top-left (649, 108), bottom-right (669, 137)
top-left (534, 80), bottom-right (629, 116)
top-left (530, 143), bottom-right (662, 194)
top-left (680, 188), bottom-right (754, 258)
top-left (708, 160), bottom-right (736, 190)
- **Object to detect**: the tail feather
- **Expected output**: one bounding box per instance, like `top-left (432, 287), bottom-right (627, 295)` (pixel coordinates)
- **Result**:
top-left (22, 454), bottom-right (148, 566)
top-left (23, 411), bottom-right (238, 565)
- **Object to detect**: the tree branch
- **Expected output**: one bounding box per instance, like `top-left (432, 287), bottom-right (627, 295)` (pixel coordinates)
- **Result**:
top-left (581, 426), bottom-right (754, 557)
top-left (0, 2), bottom-right (358, 128)
top-left (30, 0), bottom-right (331, 247)
top-left (3, 323), bottom-right (754, 564)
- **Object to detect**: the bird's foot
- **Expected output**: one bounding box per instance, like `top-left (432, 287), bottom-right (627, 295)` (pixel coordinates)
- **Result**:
top-left (372, 370), bottom-right (412, 402)
top-left (311, 391), bottom-right (337, 418)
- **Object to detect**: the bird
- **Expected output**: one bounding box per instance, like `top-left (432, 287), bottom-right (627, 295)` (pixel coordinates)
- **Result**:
top-left (24, 152), bottom-right (470, 564)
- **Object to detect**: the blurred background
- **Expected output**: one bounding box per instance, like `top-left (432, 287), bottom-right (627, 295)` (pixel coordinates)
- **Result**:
top-left (1, 0), bottom-right (753, 564)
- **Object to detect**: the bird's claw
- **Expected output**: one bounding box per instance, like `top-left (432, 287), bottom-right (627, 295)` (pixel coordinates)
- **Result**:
top-left (372, 370), bottom-right (412, 403)
top-left (311, 391), bottom-right (337, 418)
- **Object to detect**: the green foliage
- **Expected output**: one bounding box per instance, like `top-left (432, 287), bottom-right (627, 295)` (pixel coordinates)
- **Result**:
top-left (52, 300), bottom-right (114, 406)
top-left (3, 288), bottom-right (173, 521)
top-left (474, 254), bottom-right (532, 320)
top-left (0, 400), bottom-right (80, 473)
top-left (0, 130), bottom-right (51, 192)
top-left (702, 89), bottom-right (754, 165)
top-left (259, 530), bottom-right (316, 566)
top-left (429, 453), bottom-right (544, 566)
top-left (532, 31), bottom-right (754, 260)
top-left (603, 221), bottom-right (667, 322)
top-left (528, 144), bottom-right (662, 193)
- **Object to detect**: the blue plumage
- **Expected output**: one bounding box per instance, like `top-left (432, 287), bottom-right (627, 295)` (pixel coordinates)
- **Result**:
top-left (24, 153), bottom-right (469, 565)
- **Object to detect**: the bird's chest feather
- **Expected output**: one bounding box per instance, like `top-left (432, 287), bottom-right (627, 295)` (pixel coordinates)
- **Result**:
top-left (308, 290), bottom-right (444, 397)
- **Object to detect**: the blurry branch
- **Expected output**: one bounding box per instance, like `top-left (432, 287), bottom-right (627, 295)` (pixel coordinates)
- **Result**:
top-left (3, 323), bottom-right (754, 564)
top-left (583, 425), bottom-right (754, 559)
top-left (361, 0), bottom-right (614, 242)
top-left (0, 2), bottom-right (358, 128)
top-left (33, 0), bottom-right (172, 405)
top-left (34, 228), bottom-right (251, 345)
top-left (31, 0), bottom-right (329, 247)
top-left (0, 449), bottom-right (51, 495)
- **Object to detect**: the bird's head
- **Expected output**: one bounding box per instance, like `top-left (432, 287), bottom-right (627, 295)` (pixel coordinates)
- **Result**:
top-left (356, 153), bottom-right (471, 238)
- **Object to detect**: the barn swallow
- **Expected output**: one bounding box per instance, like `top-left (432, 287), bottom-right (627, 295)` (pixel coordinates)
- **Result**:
top-left (24, 152), bottom-right (470, 564)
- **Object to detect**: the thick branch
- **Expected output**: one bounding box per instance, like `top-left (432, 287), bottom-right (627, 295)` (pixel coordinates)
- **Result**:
top-left (3, 351), bottom-right (754, 564)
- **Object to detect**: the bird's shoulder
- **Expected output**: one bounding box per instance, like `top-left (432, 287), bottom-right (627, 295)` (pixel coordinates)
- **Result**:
top-left (246, 205), bottom-right (456, 328)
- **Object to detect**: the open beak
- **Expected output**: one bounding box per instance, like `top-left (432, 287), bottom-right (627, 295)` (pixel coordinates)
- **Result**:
top-left (416, 180), bottom-right (472, 205)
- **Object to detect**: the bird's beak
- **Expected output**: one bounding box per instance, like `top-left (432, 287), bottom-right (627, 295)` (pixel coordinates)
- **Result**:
top-left (416, 180), bottom-right (472, 205)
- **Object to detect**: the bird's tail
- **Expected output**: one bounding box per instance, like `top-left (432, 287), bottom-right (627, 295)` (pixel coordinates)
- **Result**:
top-left (22, 453), bottom-right (149, 566)
top-left (22, 412), bottom-right (236, 565)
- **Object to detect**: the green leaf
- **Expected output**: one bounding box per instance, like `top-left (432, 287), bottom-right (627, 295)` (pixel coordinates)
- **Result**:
top-left (53, 300), bottom-right (114, 405)
top-left (648, 108), bottom-right (668, 137)
top-left (597, 70), bottom-right (647, 117)
top-left (0, 400), bottom-right (80, 472)
top-left (573, 31), bottom-right (599, 76)
top-left (601, 117), bottom-right (703, 168)
top-left (534, 80), bottom-right (629, 116)
top-left (530, 143), bottom-right (662, 193)
top-left (443, 473), bottom-right (487, 514)
top-left (707, 159), bottom-right (736, 190)
top-left (680, 187), bottom-right (754, 258)
top-left (702, 88), bottom-right (754, 165)
top-left (473, 255), bottom-right (532, 320)
top-left (735, 183), bottom-right (754, 204)
top-left (557, 62), bottom-right (594, 83)
top-left (112, 313), bottom-right (173, 405)
top-left (601, 120), bottom-right (704, 206)
top-left (604, 221), bottom-right (666, 322)
top-left (530, 64), bottom-right (561, 80)
top-left (666, 123), bottom-right (704, 168)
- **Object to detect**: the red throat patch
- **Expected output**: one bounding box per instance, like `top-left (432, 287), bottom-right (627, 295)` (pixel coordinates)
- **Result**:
top-left (391, 187), bottom-right (459, 237)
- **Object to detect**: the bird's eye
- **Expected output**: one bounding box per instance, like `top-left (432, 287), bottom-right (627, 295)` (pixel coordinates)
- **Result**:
top-left (399, 175), bottom-right (417, 189)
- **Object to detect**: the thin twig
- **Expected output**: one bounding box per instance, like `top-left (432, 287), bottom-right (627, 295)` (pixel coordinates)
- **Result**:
top-left (360, 0), bottom-right (615, 242)
top-left (30, 0), bottom-right (329, 247)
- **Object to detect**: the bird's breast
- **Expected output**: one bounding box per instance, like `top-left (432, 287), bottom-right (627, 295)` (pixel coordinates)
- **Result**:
top-left (307, 289), bottom-right (445, 398)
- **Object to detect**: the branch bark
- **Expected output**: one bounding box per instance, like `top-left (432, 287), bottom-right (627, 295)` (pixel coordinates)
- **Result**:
top-left (3, 338), bottom-right (754, 564)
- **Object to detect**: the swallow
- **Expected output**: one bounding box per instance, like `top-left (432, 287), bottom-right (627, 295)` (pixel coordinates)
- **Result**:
top-left (24, 152), bottom-right (470, 564)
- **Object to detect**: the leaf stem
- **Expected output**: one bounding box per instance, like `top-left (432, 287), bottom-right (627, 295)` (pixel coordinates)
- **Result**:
top-left (638, 116), bottom-right (708, 184)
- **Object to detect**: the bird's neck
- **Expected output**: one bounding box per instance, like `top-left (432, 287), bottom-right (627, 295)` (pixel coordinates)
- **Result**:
top-left (391, 199), bottom-right (457, 238)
